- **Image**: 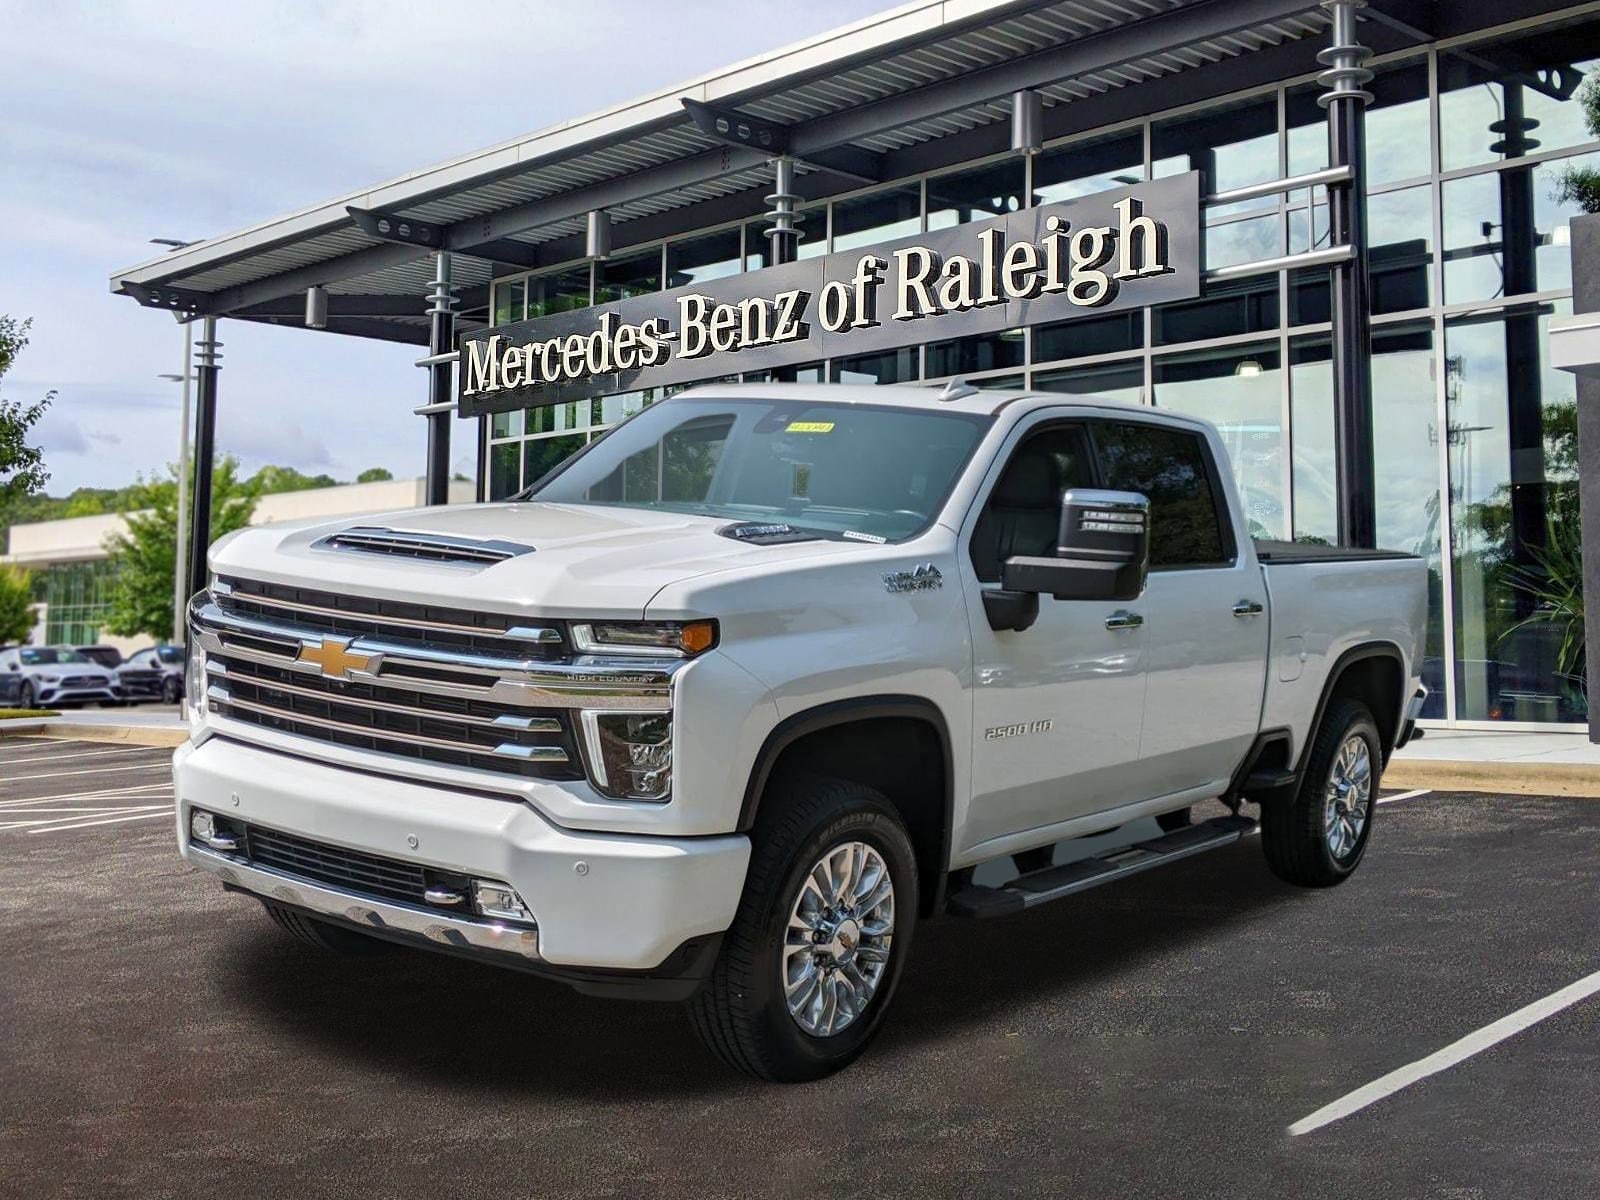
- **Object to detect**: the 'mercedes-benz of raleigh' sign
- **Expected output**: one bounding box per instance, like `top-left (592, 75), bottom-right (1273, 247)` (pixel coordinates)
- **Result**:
top-left (456, 173), bottom-right (1200, 416)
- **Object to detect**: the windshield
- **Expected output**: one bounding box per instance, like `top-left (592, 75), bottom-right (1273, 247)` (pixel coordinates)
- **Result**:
top-left (527, 396), bottom-right (990, 542)
top-left (19, 648), bottom-right (87, 665)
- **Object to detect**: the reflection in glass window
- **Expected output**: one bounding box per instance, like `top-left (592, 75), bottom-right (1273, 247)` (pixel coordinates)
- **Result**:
top-left (1034, 360), bottom-right (1143, 406)
top-left (493, 279), bottom-right (525, 325)
top-left (1152, 343), bottom-right (1284, 540)
top-left (590, 389), bottom-right (655, 428)
top-left (831, 348), bottom-right (919, 385)
top-left (1034, 309), bottom-right (1142, 364)
top-left (1290, 325), bottom-right (1446, 715)
top-left (1368, 186), bottom-right (1434, 314)
top-left (1154, 274), bottom-right (1278, 346)
top-left (522, 433), bottom-right (586, 490)
top-left (490, 409), bottom-right (522, 440)
top-left (1439, 24), bottom-right (1600, 172)
top-left (1153, 98), bottom-right (1278, 214)
top-left (1034, 131), bottom-right (1144, 204)
top-left (527, 401), bottom-right (587, 435)
top-left (596, 250), bottom-right (661, 304)
top-left (526, 269), bottom-right (590, 319)
top-left (926, 159), bottom-right (1024, 229)
top-left (489, 441), bottom-right (520, 501)
top-left (1287, 62), bottom-right (1430, 186)
top-left (1094, 422), bottom-right (1229, 566)
top-left (924, 330), bottom-right (1023, 377)
top-left (1445, 301), bottom-right (1582, 723)
top-left (830, 185), bottom-right (921, 253)
top-left (1443, 152), bottom-right (1594, 304)
top-left (667, 229), bottom-right (742, 288)
top-left (1205, 213), bottom-right (1280, 270)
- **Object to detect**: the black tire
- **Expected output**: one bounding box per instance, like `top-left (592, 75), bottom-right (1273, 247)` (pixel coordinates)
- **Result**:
top-left (261, 900), bottom-right (391, 955)
top-left (162, 677), bottom-right (183, 705)
top-left (688, 774), bottom-right (919, 1082)
top-left (18, 681), bottom-right (35, 708)
top-left (1155, 807), bottom-right (1192, 833)
top-left (1261, 697), bottom-right (1380, 888)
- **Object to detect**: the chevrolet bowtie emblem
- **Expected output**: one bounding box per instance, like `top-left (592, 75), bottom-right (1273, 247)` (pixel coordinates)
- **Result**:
top-left (297, 636), bottom-right (371, 681)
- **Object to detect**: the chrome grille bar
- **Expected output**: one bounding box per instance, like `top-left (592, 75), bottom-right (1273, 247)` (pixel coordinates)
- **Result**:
top-left (208, 686), bottom-right (570, 763)
top-left (224, 585), bottom-right (561, 643)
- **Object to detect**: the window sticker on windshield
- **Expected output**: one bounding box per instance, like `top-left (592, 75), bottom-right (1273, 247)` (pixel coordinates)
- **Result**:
top-left (785, 421), bottom-right (835, 433)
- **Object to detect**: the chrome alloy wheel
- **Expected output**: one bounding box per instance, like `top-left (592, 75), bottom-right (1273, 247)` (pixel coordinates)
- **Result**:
top-left (782, 841), bottom-right (895, 1038)
top-left (1324, 733), bottom-right (1373, 860)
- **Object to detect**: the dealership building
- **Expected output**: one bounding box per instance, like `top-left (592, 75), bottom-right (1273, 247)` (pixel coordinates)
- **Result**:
top-left (109, 0), bottom-right (1599, 730)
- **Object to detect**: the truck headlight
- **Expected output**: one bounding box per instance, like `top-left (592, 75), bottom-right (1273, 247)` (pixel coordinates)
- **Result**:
top-left (186, 639), bottom-right (207, 717)
top-left (571, 620), bottom-right (716, 657)
top-left (579, 710), bottom-right (673, 801)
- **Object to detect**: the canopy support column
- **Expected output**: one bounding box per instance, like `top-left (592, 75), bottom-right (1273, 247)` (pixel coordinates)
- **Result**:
top-left (186, 316), bottom-right (221, 606)
top-left (425, 252), bottom-right (456, 506)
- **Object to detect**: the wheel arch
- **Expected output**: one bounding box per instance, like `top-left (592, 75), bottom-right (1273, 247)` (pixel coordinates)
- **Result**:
top-left (739, 695), bottom-right (954, 918)
top-left (1297, 642), bottom-right (1408, 774)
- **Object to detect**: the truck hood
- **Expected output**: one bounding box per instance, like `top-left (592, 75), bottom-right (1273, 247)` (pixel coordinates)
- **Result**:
top-left (208, 501), bottom-right (880, 617)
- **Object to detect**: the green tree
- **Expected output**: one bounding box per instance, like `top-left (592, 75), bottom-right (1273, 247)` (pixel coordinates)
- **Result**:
top-left (0, 565), bottom-right (34, 645)
top-left (0, 315), bottom-right (54, 509)
top-left (102, 457), bottom-right (258, 640)
top-left (356, 467), bottom-right (393, 483)
top-left (250, 464), bottom-right (338, 494)
top-left (1558, 75), bottom-right (1600, 211)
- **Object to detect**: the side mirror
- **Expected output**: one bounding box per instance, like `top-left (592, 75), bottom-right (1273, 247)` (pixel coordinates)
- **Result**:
top-left (1001, 489), bottom-right (1150, 603)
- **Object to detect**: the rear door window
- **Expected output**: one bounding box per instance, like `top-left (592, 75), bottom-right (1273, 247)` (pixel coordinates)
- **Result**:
top-left (1091, 421), bottom-right (1231, 568)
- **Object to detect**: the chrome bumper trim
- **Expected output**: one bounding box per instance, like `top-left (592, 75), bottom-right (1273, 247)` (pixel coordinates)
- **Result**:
top-left (187, 843), bottom-right (543, 961)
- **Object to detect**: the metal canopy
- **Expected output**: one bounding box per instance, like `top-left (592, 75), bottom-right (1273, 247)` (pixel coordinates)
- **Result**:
top-left (108, 0), bottom-right (1521, 346)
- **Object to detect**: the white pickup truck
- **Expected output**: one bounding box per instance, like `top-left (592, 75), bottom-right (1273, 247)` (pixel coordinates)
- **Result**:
top-left (177, 382), bottom-right (1427, 1080)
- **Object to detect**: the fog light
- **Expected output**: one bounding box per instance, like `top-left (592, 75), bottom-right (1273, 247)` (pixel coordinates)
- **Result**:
top-left (191, 810), bottom-right (215, 843)
top-left (472, 880), bottom-right (534, 924)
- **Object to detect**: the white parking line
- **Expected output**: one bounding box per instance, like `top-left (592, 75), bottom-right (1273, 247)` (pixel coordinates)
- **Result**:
top-left (2, 762), bottom-right (172, 783)
top-left (0, 784), bottom-right (172, 809)
top-left (0, 745), bottom-right (158, 765)
top-left (1289, 966), bottom-right (1600, 1136)
top-left (1378, 788), bottom-right (1432, 806)
top-left (26, 809), bottom-right (175, 834)
top-left (0, 804), bottom-right (175, 831)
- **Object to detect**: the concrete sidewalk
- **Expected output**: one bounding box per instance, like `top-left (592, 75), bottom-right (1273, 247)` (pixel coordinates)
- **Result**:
top-left (0, 706), bottom-right (188, 748)
top-left (1388, 727), bottom-right (1600, 796)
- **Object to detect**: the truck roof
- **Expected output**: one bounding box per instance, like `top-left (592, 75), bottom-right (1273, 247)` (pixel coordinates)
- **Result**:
top-left (674, 381), bottom-right (1151, 419)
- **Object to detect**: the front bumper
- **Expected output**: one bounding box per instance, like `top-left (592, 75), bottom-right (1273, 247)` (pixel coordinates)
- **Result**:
top-left (39, 686), bottom-right (118, 704)
top-left (173, 736), bottom-right (751, 979)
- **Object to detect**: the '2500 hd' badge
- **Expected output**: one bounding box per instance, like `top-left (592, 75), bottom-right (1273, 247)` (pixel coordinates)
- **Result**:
top-left (883, 563), bottom-right (942, 593)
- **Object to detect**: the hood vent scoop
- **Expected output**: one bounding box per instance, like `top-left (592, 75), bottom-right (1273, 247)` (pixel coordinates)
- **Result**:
top-left (315, 526), bottom-right (534, 566)
top-left (717, 522), bottom-right (821, 546)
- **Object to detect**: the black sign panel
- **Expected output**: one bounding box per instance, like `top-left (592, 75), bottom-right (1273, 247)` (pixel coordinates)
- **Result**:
top-left (457, 172), bottom-right (1200, 417)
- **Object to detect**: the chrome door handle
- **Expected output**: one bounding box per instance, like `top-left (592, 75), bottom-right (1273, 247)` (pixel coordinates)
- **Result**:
top-left (1232, 600), bottom-right (1265, 618)
top-left (1105, 611), bottom-right (1144, 630)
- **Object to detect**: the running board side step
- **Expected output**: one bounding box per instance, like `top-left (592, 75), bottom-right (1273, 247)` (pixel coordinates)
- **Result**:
top-left (946, 815), bottom-right (1257, 918)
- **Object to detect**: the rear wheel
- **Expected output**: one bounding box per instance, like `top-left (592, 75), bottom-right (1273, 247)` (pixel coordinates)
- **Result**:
top-left (261, 900), bottom-right (392, 955)
top-left (688, 774), bottom-right (918, 1082)
top-left (1261, 698), bottom-right (1379, 887)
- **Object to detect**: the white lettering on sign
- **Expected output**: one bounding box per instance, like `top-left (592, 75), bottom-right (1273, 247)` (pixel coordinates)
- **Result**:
top-left (461, 189), bottom-right (1179, 402)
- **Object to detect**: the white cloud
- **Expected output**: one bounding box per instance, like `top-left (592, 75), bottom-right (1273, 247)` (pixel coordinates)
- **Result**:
top-left (0, 0), bottom-right (888, 494)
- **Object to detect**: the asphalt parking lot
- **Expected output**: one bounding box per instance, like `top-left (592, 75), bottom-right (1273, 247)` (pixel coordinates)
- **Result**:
top-left (2, 737), bottom-right (1597, 1199)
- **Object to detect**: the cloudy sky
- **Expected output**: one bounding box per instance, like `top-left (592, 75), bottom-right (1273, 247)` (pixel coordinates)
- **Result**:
top-left (0, 0), bottom-right (886, 494)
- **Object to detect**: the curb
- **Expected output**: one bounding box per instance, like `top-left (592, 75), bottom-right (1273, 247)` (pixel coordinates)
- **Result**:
top-left (0, 721), bottom-right (189, 749)
top-left (1385, 757), bottom-right (1600, 798)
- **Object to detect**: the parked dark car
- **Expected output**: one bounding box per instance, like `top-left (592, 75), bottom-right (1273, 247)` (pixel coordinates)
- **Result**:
top-left (121, 644), bottom-right (186, 704)
top-left (76, 645), bottom-right (125, 671)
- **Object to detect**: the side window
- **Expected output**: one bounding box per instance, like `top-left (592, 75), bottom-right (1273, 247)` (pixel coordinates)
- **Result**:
top-left (1092, 421), bottom-right (1230, 568)
top-left (969, 423), bottom-right (1096, 582)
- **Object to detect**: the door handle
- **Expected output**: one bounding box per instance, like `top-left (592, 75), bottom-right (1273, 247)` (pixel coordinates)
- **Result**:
top-left (1105, 611), bottom-right (1144, 630)
top-left (1232, 600), bottom-right (1265, 618)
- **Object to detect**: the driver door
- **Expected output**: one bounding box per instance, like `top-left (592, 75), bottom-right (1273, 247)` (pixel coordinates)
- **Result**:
top-left (958, 415), bottom-right (1151, 855)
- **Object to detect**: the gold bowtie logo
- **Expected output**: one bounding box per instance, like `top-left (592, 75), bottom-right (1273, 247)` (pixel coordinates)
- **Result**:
top-left (297, 636), bottom-right (371, 681)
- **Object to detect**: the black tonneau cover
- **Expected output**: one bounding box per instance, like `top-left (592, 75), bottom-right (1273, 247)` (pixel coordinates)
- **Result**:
top-left (1253, 540), bottom-right (1418, 565)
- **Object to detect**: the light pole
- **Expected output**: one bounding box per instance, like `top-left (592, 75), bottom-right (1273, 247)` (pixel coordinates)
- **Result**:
top-left (153, 238), bottom-right (196, 647)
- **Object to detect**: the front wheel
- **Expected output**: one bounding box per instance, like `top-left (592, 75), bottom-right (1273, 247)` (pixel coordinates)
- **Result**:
top-left (17, 681), bottom-right (35, 709)
top-left (162, 677), bottom-right (183, 705)
top-left (1261, 697), bottom-right (1380, 887)
top-left (689, 775), bottom-right (918, 1082)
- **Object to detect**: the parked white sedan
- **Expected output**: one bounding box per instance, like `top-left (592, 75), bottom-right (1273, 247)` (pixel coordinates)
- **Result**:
top-left (0, 646), bottom-right (120, 708)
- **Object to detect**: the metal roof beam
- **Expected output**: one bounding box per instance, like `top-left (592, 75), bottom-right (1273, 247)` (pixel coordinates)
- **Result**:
top-left (207, 241), bottom-right (424, 315)
top-left (787, 0), bottom-right (1327, 158)
top-left (347, 207), bottom-right (543, 269)
top-left (233, 289), bottom-right (488, 320)
top-left (681, 98), bottom-right (882, 184)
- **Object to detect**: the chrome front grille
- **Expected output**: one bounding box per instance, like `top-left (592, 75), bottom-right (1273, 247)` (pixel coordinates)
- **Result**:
top-left (191, 578), bottom-right (677, 786)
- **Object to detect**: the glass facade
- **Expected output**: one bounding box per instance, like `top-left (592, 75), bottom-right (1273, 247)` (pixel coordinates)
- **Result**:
top-left (482, 9), bottom-right (1600, 727)
top-left (41, 561), bottom-right (116, 646)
